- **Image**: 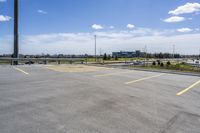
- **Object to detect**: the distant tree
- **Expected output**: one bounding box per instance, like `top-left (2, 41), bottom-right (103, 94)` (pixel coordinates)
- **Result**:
top-left (174, 54), bottom-right (180, 58)
top-left (58, 54), bottom-right (64, 58)
top-left (147, 54), bottom-right (152, 58)
top-left (163, 53), bottom-right (170, 58)
top-left (107, 55), bottom-right (111, 60)
top-left (114, 56), bottom-right (118, 60)
top-left (103, 53), bottom-right (107, 60)
top-left (157, 60), bottom-right (161, 65)
top-left (46, 54), bottom-right (50, 58)
top-left (158, 53), bottom-right (164, 58)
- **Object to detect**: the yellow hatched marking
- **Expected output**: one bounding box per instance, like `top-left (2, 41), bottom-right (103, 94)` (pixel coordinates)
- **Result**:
top-left (95, 71), bottom-right (134, 77)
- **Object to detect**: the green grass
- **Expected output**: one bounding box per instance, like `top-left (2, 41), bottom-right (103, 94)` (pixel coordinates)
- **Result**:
top-left (0, 60), bottom-right (10, 64)
top-left (132, 63), bottom-right (200, 73)
top-left (85, 57), bottom-right (146, 62)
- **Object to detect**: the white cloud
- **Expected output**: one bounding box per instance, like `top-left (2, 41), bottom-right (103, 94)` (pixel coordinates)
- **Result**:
top-left (195, 28), bottom-right (200, 31)
top-left (177, 28), bottom-right (193, 33)
top-left (37, 10), bottom-right (48, 14)
top-left (109, 26), bottom-right (115, 29)
top-left (0, 15), bottom-right (11, 22)
top-left (19, 32), bottom-right (200, 55)
top-left (195, 12), bottom-right (200, 15)
top-left (169, 3), bottom-right (200, 15)
top-left (92, 24), bottom-right (103, 30)
top-left (127, 24), bottom-right (135, 29)
top-left (1, 28), bottom-right (200, 55)
top-left (163, 16), bottom-right (185, 23)
top-left (0, 0), bottom-right (6, 2)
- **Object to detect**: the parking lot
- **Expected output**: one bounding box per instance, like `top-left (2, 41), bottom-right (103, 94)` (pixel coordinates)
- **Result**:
top-left (0, 64), bottom-right (200, 133)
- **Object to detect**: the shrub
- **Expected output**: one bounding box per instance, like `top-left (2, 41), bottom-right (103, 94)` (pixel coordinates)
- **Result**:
top-left (152, 61), bottom-right (156, 66)
top-left (167, 61), bottom-right (171, 65)
top-left (157, 60), bottom-right (161, 65)
top-left (160, 62), bottom-right (164, 67)
top-left (181, 62), bottom-right (185, 65)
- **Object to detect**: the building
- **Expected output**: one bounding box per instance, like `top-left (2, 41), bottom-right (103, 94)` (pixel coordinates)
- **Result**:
top-left (112, 50), bottom-right (141, 58)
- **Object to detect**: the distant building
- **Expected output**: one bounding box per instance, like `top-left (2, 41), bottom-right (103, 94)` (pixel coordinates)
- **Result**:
top-left (112, 50), bottom-right (141, 58)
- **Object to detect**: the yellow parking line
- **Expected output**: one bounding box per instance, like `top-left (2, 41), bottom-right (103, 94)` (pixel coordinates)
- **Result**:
top-left (14, 67), bottom-right (29, 75)
top-left (176, 80), bottom-right (200, 96)
top-left (45, 67), bottom-right (59, 72)
top-left (125, 73), bottom-right (165, 85)
top-left (94, 71), bottom-right (134, 77)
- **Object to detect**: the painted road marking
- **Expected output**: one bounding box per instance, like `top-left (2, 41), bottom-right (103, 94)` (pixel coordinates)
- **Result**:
top-left (45, 67), bottom-right (62, 72)
top-left (95, 71), bottom-right (134, 77)
top-left (176, 80), bottom-right (200, 96)
top-left (45, 65), bottom-right (113, 73)
top-left (14, 67), bottom-right (29, 75)
top-left (125, 73), bottom-right (165, 85)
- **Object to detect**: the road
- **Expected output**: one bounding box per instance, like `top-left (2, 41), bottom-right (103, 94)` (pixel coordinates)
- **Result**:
top-left (0, 64), bottom-right (200, 133)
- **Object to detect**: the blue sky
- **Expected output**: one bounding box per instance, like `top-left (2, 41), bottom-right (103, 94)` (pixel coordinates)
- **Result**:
top-left (0, 0), bottom-right (200, 55)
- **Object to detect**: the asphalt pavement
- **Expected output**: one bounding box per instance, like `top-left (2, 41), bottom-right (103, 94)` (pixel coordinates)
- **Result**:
top-left (0, 65), bottom-right (200, 133)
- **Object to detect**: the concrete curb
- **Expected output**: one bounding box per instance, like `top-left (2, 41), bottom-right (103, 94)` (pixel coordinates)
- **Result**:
top-left (88, 64), bottom-right (200, 77)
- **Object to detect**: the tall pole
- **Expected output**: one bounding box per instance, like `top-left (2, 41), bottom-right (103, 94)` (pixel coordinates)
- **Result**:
top-left (94, 35), bottom-right (97, 62)
top-left (172, 44), bottom-right (175, 58)
top-left (199, 48), bottom-right (200, 59)
top-left (99, 48), bottom-right (102, 56)
top-left (13, 0), bottom-right (19, 65)
top-left (145, 45), bottom-right (147, 66)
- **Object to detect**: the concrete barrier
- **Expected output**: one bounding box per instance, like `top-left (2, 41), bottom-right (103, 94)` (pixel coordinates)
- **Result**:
top-left (0, 58), bottom-right (85, 65)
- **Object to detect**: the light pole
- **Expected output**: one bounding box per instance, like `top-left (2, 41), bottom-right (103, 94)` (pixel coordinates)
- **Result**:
top-left (172, 44), bottom-right (175, 58)
top-left (199, 48), bottom-right (200, 59)
top-left (13, 0), bottom-right (19, 65)
top-left (145, 45), bottom-right (147, 66)
top-left (94, 35), bottom-right (97, 62)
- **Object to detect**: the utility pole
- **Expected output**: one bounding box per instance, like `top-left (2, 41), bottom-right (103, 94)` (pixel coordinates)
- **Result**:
top-left (199, 49), bottom-right (200, 58)
top-left (13, 0), bottom-right (19, 65)
top-left (199, 48), bottom-right (200, 59)
top-left (172, 44), bottom-right (175, 58)
top-left (144, 45), bottom-right (147, 66)
top-left (99, 48), bottom-right (102, 56)
top-left (94, 35), bottom-right (97, 62)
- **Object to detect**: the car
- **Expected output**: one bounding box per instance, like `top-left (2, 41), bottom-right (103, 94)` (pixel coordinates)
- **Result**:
top-left (25, 61), bottom-right (35, 65)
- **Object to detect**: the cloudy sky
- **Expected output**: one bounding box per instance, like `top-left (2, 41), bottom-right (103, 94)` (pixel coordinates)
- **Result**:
top-left (0, 0), bottom-right (200, 55)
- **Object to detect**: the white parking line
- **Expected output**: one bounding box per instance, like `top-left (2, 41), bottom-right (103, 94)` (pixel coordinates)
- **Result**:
top-left (14, 67), bottom-right (29, 75)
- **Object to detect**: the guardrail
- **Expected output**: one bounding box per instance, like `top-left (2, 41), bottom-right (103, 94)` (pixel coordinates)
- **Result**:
top-left (0, 58), bottom-right (85, 65)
